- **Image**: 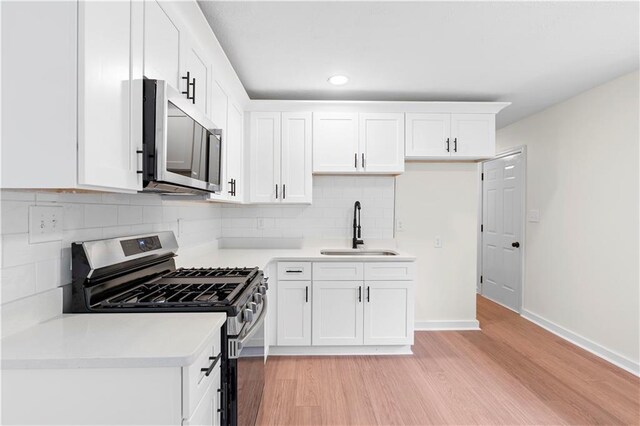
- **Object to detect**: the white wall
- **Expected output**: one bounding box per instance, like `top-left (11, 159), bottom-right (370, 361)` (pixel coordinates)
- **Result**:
top-left (395, 162), bottom-right (479, 328)
top-left (0, 191), bottom-right (222, 337)
top-left (496, 71), bottom-right (639, 368)
top-left (221, 176), bottom-right (395, 242)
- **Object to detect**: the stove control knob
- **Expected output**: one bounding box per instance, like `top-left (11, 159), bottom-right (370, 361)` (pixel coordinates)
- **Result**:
top-left (262, 279), bottom-right (269, 290)
top-left (243, 309), bottom-right (254, 323)
top-left (253, 293), bottom-right (263, 304)
top-left (259, 285), bottom-right (267, 295)
top-left (248, 302), bottom-right (258, 314)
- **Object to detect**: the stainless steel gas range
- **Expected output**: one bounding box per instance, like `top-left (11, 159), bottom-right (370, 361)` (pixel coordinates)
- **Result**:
top-left (67, 231), bottom-right (267, 426)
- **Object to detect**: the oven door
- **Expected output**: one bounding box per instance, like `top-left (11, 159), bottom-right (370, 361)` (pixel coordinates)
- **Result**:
top-left (227, 296), bottom-right (267, 426)
top-left (143, 79), bottom-right (222, 194)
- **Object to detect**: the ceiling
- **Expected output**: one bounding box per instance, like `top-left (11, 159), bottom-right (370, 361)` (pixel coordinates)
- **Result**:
top-left (197, 1), bottom-right (639, 128)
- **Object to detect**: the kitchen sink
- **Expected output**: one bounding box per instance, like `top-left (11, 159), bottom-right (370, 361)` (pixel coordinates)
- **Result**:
top-left (320, 249), bottom-right (398, 256)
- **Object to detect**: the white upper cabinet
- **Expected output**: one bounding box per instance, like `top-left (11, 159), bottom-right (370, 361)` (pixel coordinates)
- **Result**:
top-left (77, 0), bottom-right (142, 192)
top-left (250, 112), bottom-right (281, 203)
top-left (143, 0), bottom-right (180, 90)
top-left (359, 113), bottom-right (404, 173)
top-left (450, 114), bottom-right (495, 158)
top-left (225, 102), bottom-right (244, 201)
top-left (249, 112), bottom-right (312, 204)
top-left (313, 113), bottom-right (404, 174)
top-left (313, 113), bottom-right (360, 173)
top-left (405, 113), bottom-right (451, 158)
top-left (281, 112), bottom-right (312, 204)
top-left (406, 113), bottom-right (495, 159)
top-left (180, 34), bottom-right (209, 115)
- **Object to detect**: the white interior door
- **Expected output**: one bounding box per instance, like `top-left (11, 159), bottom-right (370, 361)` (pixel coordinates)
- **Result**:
top-left (481, 153), bottom-right (524, 312)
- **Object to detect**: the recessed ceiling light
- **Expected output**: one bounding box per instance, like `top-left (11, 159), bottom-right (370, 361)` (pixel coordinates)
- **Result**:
top-left (328, 75), bottom-right (349, 86)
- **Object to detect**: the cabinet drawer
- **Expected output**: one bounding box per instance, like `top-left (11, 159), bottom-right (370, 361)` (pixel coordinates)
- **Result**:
top-left (364, 262), bottom-right (415, 281)
top-left (278, 262), bottom-right (311, 280)
top-left (182, 329), bottom-right (221, 419)
top-left (313, 262), bottom-right (364, 281)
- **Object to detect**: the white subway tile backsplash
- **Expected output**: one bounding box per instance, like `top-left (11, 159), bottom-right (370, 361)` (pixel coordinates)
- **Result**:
top-left (1, 190), bottom-right (223, 333)
top-left (117, 205), bottom-right (143, 225)
top-left (85, 204), bottom-right (118, 228)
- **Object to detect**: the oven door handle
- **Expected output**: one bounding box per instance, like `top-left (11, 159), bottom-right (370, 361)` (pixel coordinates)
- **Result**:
top-left (228, 296), bottom-right (267, 359)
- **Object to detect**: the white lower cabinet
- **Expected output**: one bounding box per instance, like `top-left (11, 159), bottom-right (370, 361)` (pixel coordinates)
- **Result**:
top-left (2, 329), bottom-right (222, 426)
top-left (363, 281), bottom-right (414, 345)
top-left (312, 281), bottom-right (364, 346)
top-left (276, 261), bottom-right (415, 350)
top-left (277, 281), bottom-right (312, 346)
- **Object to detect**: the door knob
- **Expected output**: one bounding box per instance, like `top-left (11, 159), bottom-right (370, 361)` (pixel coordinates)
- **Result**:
top-left (512, 242), bottom-right (520, 248)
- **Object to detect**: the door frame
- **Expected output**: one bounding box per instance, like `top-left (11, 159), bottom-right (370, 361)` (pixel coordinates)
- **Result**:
top-left (476, 145), bottom-right (527, 313)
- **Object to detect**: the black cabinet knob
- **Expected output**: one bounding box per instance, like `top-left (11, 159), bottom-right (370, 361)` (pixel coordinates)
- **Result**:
top-left (512, 242), bottom-right (520, 248)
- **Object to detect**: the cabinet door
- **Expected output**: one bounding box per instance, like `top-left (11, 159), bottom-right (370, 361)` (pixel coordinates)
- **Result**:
top-left (78, 0), bottom-right (141, 192)
top-left (363, 281), bottom-right (414, 345)
top-left (250, 112), bottom-right (281, 203)
top-left (405, 113), bottom-right (451, 158)
top-left (226, 101), bottom-right (244, 200)
top-left (313, 113), bottom-right (359, 173)
top-left (210, 81), bottom-right (229, 197)
top-left (359, 113), bottom-right (405, 173)
top-left (281, 112), bottom-right (312, 204)
top-left (312, 281), bottom-right (363, 346)
top-left (143, 0), bottom-right (180, 90)
top-left (183, 376), bottom-right (216, 426)
top-left (277, 281), bottom-right (311, 346)
top-left (450, 114), bottom-right (495, 158)
top-left (180, 35), bottom-right (209, 114)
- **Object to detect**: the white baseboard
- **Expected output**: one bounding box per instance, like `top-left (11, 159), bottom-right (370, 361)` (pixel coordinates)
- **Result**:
top-left (414, 320), bottom-right (480, 331)
top-left (269, 345), bottom-right (413, 356)
top-left (521, 309), bottom-right (639, 377)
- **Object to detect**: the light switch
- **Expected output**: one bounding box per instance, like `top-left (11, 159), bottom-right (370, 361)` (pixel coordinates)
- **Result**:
top-left (528, 209), bottom-right (540, 223)
top-left (396, 219), bottom-right (404, 232)
top-left (434, 236), bottom-right (442, 248)
top-left (29, 205), bottom-right (63, 244)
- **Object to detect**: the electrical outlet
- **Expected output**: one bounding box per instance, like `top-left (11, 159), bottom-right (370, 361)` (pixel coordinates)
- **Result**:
top-left (257, 218), bottom-right (265, 230)
top-left (29, 205), bottom-right (63, 244)
top-left (528, 209), bottom-right (540, 223)
top-left (434, 236), bottom-right (442, 248)
top-left (396, 219), bottom-right (404, 232)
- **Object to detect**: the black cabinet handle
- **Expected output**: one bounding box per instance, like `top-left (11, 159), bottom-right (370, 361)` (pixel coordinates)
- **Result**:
top-left (512, 242), bottom-right (520, 248)
top-left (446, 137), bottom-right (450, 152)
top-left (283, 184), bottom-right (286, 200)
top-left (201, 353), bottom-right (221, 377)
top-left (358, 286), bottom-right (362, 302)
top-left (181, 71), bottom-right (191, 99)
top-left (354, 153), bottom-right (358, 169)
top-left (453, 137), bottom-right (457, 152)
top-left (191, 78), bottom-right (196, 104)
top-left (362, 153), bottom-right (365, 169)
top-left (228, 178), bottom-right (234, 195)
top-left (275, 184), bottom-right (278, 199)
top-left (305, 286), bottom-right (309, 303)
top-left (285, 269), bottom-right (303, 273)
top-left (367, 286), bottom-right (370, 302)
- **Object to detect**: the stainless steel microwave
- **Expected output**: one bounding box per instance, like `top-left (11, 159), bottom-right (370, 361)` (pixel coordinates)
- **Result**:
top-left (142, 79), bottom-right (222, 194)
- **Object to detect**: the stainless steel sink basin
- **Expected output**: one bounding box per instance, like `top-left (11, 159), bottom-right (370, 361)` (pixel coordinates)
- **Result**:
top-left (320, 249), bottom-right (398, 256)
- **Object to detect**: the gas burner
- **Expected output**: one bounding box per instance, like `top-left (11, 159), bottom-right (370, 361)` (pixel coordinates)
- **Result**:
top-left (165, 267), bottom-right (258, 279)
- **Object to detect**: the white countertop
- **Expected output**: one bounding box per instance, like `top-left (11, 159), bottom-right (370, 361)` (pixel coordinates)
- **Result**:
top-left (1, 313), bottom-right (226, 369)
top-left (176, 240), bottom-right (416, 270)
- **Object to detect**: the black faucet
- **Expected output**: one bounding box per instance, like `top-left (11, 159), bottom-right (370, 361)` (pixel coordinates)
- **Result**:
top-left (352, 201), bottom-right (364, 249)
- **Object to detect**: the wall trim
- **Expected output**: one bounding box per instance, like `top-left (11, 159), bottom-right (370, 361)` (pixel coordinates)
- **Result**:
top-left (521, 309), bottom-right (639, 377)
top-left (414, 320), bottom-right (481, 331)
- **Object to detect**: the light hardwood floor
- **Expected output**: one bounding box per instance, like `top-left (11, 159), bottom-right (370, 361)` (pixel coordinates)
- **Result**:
top-left (256, 295), bottom-right (639, 425)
